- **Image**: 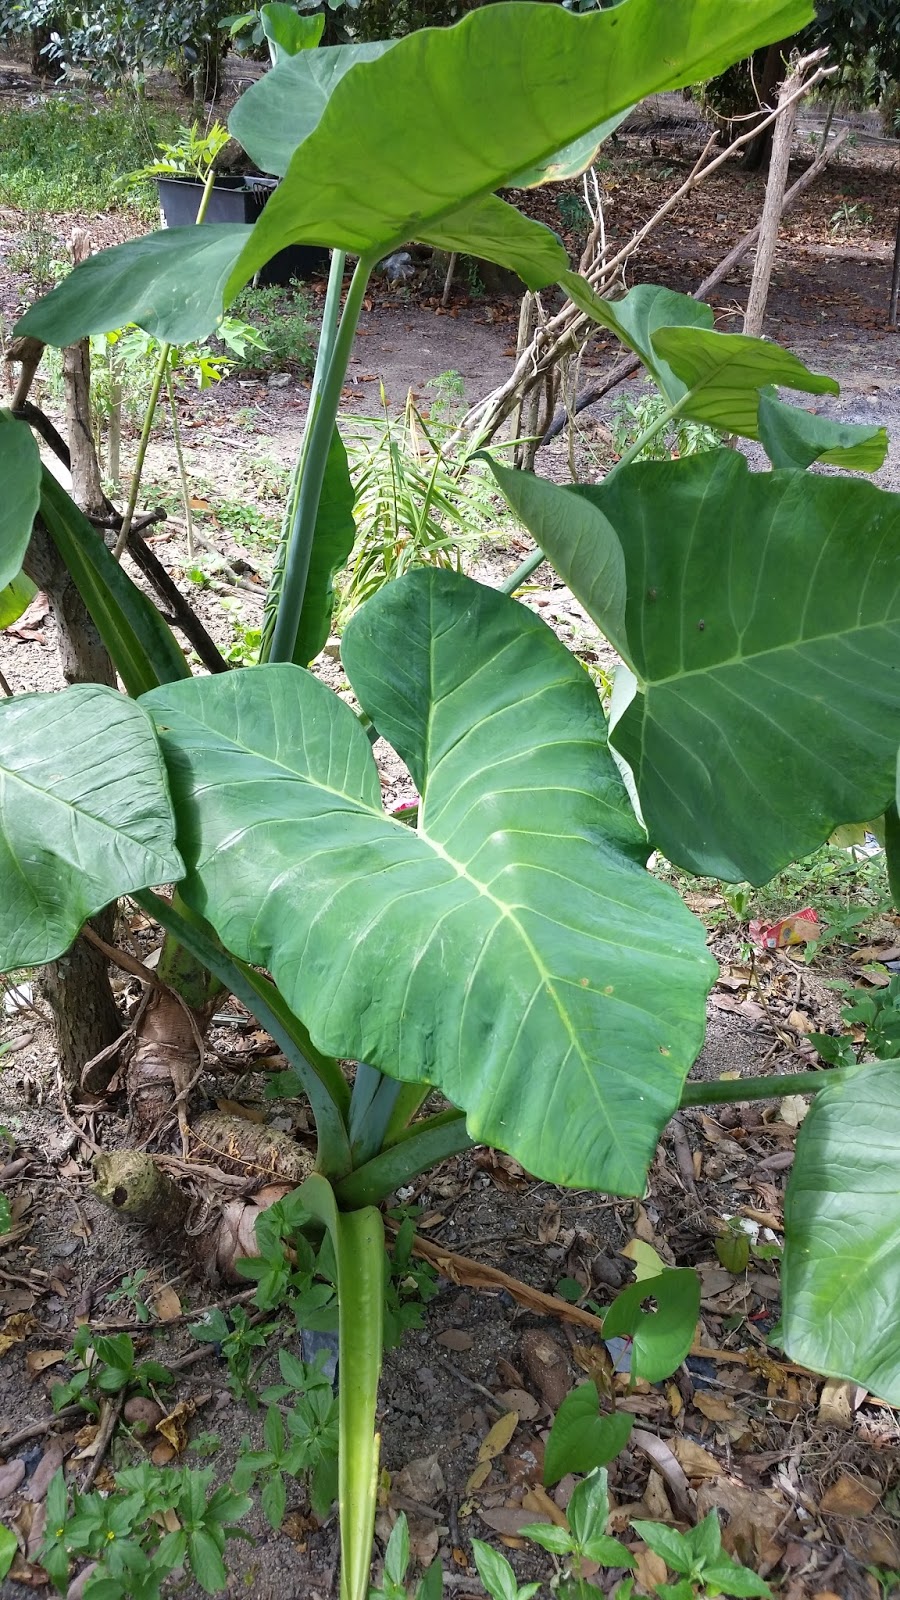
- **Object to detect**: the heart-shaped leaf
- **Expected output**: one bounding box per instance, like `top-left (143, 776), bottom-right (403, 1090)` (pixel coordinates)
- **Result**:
top-left (0, 411), bottom-right (41, 590)
top-left (491, 452), bottom-right (900, 884)
top-left (225, 0), bottom-right (815, 294)
top-left (781, 1060), bottom-right (900, 1403)
top-left (757, 387), bottom-right (888, 472)
top-left (651, 325), bottom-right (838, 436)
top-left (16, 226), bottom-right (249, 347)
top-left (230, 41), bottom-right (394, 177)
top-left (601, 1269), bottom-right (700, 1383)
top-left (543, 1382), bottom-right (633, 1484)
top-left (261, 3), bottom-right (324, 62)
top-left (0, 687), bottom-right (183, 969)
top-left (561, 279), bottom-right (715, 404)
top-left (146, 569), bottom-right (714, 1194)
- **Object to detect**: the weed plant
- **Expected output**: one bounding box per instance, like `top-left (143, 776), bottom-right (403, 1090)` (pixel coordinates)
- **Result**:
top-left (0, 96), bottom-right (179, 217)
top-left (229, 281), bottom-right (318, 373)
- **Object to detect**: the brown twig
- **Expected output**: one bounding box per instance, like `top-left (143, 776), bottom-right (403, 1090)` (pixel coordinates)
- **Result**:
top-left (79, 1394), bottom-right (125, 1491)
top-left (0, 1404), bottom-right (84, 1451)
top-left (80, 924), bottom-right (165, 992)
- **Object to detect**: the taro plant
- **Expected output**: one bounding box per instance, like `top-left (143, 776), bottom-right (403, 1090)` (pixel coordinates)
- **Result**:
top-left (2, 1), bottom-right (900, 1596)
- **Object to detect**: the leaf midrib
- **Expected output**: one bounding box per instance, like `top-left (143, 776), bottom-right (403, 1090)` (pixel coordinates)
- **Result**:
top-left (642, 616), bottom-right (898, 691)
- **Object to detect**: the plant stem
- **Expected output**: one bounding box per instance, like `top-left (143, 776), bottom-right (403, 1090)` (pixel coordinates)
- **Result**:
top-left (334, 1110), bottom-right (472, 1210)
top-left (298, 1176), bottom-right (384, 1600)
top-left (260, 249), bottom-right (347, 663)
top-left (678, 1069), bottom-right (842, 1108)
top-left (268, 253), bottom-right (374, 663)
top-left (135, 889), bottom-right (352, 1177)
top-left (165, 366), bottom-right (195, 560)
top-left (500, 543), bottom-right (546, 594)
top-left (113, 165), bottom-right (218, 560)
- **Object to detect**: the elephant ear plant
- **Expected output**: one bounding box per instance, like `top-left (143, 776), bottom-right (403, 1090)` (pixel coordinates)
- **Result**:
top-left (3, 0), bottom-right (900, 1592)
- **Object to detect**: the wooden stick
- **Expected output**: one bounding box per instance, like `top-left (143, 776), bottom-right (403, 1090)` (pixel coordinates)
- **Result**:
top-left (540, 127), bottom-right (848, 445)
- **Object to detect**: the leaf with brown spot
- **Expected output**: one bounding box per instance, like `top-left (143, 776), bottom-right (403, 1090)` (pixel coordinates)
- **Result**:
top-left (477, 1412), bottom-right (519, 1463)
top-left (151, 1287), bottom-right (182, 1322)
top-left (25, 1350), bottom-right (67, 1376)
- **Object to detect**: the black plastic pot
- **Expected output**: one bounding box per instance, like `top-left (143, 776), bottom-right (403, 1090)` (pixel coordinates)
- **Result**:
top-left (156, 175), bottom-right (329, 288)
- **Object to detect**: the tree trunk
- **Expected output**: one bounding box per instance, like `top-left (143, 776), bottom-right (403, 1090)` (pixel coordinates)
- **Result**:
top-left (741, 41), bottom-right (789, 172)
top-left (744, 60), bottom-right (803, 338)
top-left (24, 308), bottom-right (121, 1086)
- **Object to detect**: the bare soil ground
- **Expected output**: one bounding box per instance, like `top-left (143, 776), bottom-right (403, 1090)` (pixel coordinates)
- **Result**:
top-left (0, 68), bottom-right (898, 1600)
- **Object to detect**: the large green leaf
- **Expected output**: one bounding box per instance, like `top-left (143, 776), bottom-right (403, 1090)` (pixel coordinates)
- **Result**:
top-left (0, 687), bottom-right (183, 969)
top-left (757, 386), bottom-right (888, 472)
top-left (781, 1060), bottom-right (900, 1402)
top-left (0, 570), bottom-right (37, 628)
top-left (561, 279), bottom-right (715, 404)
top-left (225, 0), bottom-right (814, 294)
top-left (260, 3), bottom-right (324, 63)
top-left (145, 570), bottom-right (714, 1194)
top-left (0, 411), bottom-right (41, 589)
top-left (491, 452), bottom-right (900, 884)
top-left (651, 325), bottom-right (838, 436)
top-left (229, 41), bottom-right (394, 177)
top-left (510, 110), bottom-right (631, 189)
top-left (40, 471), bottom-right (189, 696)
top-left (15, 227), bottom-right (249, 346)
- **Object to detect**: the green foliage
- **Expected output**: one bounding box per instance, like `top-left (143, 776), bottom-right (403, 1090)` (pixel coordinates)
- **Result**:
top-left (543, 1383), bottom-right (634, 1486)
top-left (234, 1348), bottom-right (339, 1521)
top-left (51, 1328), bottom-right (173, 1416)
top-left (610, 390), bottom-right (721, 464)
top-left (106, 1269), bottom-right (153, 1323)
top-left (471, 1541), bottom-right (541, 1600)
top-left (0, 97), bottom-right (177, 217)
top-left (383, 1214), bottom-right (438, 1348)
top-left (781, 1059), bottom-right (900, 1400)
top-left (0, 682), bottom-right (182, 968)
top-left (632, 1512), bottom-right (772, 1597)
top-left (0, 1524), bottom-right (14, 1581)
top-left (338, 391), bottom-right (505, 623)
top-left (520, 1468), bottom-right (635, 1598)
top-left (190, 1305), bottom-right (277, 1401)
top-left (368, 1512), bottom-right (441, 1600)
top-left (601, 1268), bottom-right (700, 1384)
top-left (39, 1462), bottom-right (251, 1598)
top-left (229, 280), bottom-right (317, 372)
top-left (144, 576), bottom-right (713, 1195)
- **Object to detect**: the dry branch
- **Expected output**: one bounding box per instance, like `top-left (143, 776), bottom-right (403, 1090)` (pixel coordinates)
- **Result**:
top-left (540, 126), bottom-right (848, 446)
top-left (459, 54), bottom-right (837, 451)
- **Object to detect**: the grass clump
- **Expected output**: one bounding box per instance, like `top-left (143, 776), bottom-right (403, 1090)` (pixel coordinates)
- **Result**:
top-left (0, 95), bottom-right (179, 216)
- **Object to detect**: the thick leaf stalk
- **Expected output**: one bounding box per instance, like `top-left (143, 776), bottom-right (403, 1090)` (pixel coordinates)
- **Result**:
top-left (297, 1175), bottom-right (384, 1600)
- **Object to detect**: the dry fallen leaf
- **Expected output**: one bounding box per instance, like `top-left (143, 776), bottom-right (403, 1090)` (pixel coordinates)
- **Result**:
top-left (819, 1472), bottom-right (881, 1518)
top-left (779, 1094), bottom-right (810, 1127)
top-left (151, 1287), bottom-right (182, 1323)
top-left (465, 1460), bottom-right (492, 1493)
top-left (0, 1313), bottom-right (36, 1356)
top-left (477, 1411), bottom-right (519, 1463)
top-left (672, 1437), bottom-right (720, 1480)
top-left (693, 1392), bottom-right (737, 1423)
top-left (25, 1349), bottom-right (67, 1376)
top-left (435, 1329), bottom-right (473, 1352)
top-left (156, 1401), bottom-right (193, 1455)
top-left (393, 1454), bottom-right (445, 1505)
top-left (496, 1388), bottom-right (540, 1421)
top-left (817, 1378), bottom-right (856, 1429)
top-left (634, 1545), bottom-right (668, 1591)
